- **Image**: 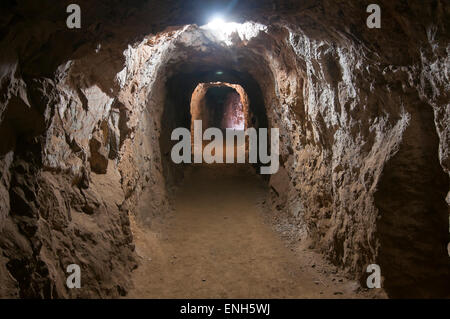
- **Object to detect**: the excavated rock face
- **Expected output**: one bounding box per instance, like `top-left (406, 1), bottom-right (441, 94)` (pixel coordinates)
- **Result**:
top-left (0, 0), bottom-right (449, 298)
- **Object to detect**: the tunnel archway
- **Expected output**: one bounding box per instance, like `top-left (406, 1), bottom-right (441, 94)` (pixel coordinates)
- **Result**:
top-left (190, 82), bottom-right (249, 133)
top-left (159, 61), bottom-right (270, 191)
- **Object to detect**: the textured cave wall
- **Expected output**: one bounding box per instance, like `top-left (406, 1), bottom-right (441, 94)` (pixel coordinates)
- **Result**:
top-left (0, 51), bottom-right (137, 297)
top-left (262, 26), bottom-right (450, 297)
top-left (267, 7), bottom-right (449, 297)
top-left (190, 83), bottom-right (211, 131)
top-left (0, 0), bottom-right (449, 298)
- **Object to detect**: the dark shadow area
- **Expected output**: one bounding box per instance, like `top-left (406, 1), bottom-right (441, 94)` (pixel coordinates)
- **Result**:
top-left (374, 104), bottom-right (450, 298)
top-left (204, 86), bottom-right (241, 129)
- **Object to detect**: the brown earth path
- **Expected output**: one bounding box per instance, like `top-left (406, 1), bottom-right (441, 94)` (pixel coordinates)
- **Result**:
top-left (127, 165), bottom-right (383, 298)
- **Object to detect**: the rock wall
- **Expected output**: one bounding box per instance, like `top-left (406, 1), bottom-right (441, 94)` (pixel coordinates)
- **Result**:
top-left (262, 5), bottom-right (450, 296)
top-left (0, 52), bottom-right (137, 297)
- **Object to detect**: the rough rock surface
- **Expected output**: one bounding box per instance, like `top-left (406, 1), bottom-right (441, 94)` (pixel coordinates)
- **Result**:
top-left (0, 0), bottom-right (449, 298)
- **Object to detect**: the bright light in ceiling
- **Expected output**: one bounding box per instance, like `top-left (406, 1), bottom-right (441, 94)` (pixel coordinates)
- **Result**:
top-left (207, 16), bottom-right (226, 30)
top-left (201, 16), bottom-right (268, 46)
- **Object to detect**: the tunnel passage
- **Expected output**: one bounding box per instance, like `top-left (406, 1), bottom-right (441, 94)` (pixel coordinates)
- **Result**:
top-left (189, 82), bottom-right (251, 163)
top-left (220, 89), bottom-right (245, 130)
top-left (159, 66), bottom-right (269, 188)
top-left (190, 82), bottom-right (249, 132)
top-left (1, 1), bottom-right (449, 299)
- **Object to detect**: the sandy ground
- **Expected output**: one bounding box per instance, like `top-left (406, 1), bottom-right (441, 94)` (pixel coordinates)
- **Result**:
top-left (127, 164), bottom-right (385, 298)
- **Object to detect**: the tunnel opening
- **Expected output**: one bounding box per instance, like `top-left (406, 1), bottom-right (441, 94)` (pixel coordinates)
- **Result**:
top-left (189, 82), bottom-right (250, 163)
top-left (159, 65), bottom-right (270, 193)
top-left (190, 82), bottom-right (248, 133)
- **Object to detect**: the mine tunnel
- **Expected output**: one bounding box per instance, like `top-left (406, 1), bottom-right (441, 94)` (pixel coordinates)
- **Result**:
top-left (194, 84), bottom-right (246, 130)
top-left (0, 0), bottom-right (449, 300)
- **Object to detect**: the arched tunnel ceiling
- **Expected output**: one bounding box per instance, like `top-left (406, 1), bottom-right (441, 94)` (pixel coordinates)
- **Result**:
top-left (2, 0), bottom-right (448, 76)
top-left (159, 24), bottom-right (279, 97)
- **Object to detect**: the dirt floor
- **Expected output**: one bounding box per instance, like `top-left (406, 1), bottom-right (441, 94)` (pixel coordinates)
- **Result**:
top-left (127, 164), bottom-right (385, 298)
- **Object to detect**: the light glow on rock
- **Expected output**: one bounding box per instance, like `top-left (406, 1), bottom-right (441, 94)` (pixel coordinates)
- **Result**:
top-left (206, 16), bottom-right (226, 30)
top-left (202, 18), bottom-right (267, 46)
